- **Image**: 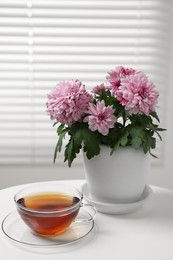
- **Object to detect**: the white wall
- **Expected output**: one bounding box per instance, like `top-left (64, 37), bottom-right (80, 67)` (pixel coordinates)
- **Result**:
top-left (0, 162), bottom-right (85, 189)
top-left (1, 160), bottom-right (173, 190)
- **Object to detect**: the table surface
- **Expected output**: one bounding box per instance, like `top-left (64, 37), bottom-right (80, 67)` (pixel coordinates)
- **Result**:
top-left (0, 180), bottom-right (173, 260)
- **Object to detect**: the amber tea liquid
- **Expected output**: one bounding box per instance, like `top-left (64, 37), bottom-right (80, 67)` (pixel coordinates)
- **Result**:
top-left (17, 192), bottom-right (80, 236)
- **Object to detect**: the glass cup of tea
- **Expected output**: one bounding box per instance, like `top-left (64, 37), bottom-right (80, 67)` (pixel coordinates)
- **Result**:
top-left (14, 182), bottom-right (96, 237)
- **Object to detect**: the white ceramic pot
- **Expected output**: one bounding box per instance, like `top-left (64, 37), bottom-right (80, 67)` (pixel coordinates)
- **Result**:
top-left (82, 145), bottom-right (151, 203)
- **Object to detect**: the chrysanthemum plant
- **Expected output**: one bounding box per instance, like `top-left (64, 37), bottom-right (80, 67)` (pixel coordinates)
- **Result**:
top-left (46, 66), bottom-right (166, 167)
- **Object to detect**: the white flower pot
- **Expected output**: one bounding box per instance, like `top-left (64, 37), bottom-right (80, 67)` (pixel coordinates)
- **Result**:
top-left (82, 146), bottom-right (151, 203)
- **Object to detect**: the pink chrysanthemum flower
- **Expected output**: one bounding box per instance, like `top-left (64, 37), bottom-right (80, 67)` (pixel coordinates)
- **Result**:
top-left (107, 66), bottom-right (138, 95)
top-left (116, 72), bottom-right (159, 115)
top-left (92, 83), bottom-right (110, 94)
top-left (84, 100), bottom-right (116, 136)
top-left (46, 80), bottom-right (93, 125)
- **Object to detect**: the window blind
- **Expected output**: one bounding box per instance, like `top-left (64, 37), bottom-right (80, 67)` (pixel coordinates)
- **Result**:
top-left (0, 0), bottom-right (171, 164)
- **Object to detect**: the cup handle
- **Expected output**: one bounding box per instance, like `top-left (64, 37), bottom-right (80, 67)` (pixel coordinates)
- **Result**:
top-left (74, 203), bottom-right (96, 223)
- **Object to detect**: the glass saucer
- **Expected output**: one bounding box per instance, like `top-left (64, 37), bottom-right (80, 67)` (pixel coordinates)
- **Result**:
top-left (1, 209), bottom-right (94, 247)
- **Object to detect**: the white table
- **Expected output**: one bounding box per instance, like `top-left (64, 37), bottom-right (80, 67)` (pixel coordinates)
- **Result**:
top-left (0, 180), bottom-right (173, 260)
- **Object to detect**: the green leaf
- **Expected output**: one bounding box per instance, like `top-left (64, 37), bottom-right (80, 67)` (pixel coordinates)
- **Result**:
top-left (142, 132), bottom-right (157, 158)
top-left (156, 128), bottom-right (166, 131)
top-left (64, 137), bottom-right (76, 167)
top-left (80, 126), bottom-right (100, 159)
top-left (53, 121), bottom-right (58, 127)
top-left (148, 123), bottom-right (162, 140)
top-left (63, 123), bottom-right (83, 167)
top-left (142, 140), bottom-right (148, 154)
top-left (57, 124), bottom-right (65, 135)
top-left (150, 111), bottom-right (160, 122)
top-left (68, 122), bottom-right (83, 156)
top-left (131, 126), bottom-right (145, 138)
top-left (151, 137), bottom-right (156, 149)
top-left (135, 115), bottom-right (153, 129)
top-left (132, 135), bottom-right (142, 149)
top-left (76, 123), bottom-right (100, 159)
top-left (149, 150), bottom-right (158, 158)
top-left (129, 126), bottom-right (146, 149)
top-left (53, 141), bottom-right (59, 163)
top-left (120, 131), bottom-right (128, 146)
top-left (57, 131), bottom-right (66, 152)
top-left (53, 125), bottom-right (68, 163)
top-left (110, 140), bottom-right (121, 155)
top-left (111, 129), bottom-right (129, 154)
top-left (64, 122), bottom-right (100, 166)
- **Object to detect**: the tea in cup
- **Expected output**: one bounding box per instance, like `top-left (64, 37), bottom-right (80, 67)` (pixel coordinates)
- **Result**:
top-left (14, 182), bottom-right (96, 237)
